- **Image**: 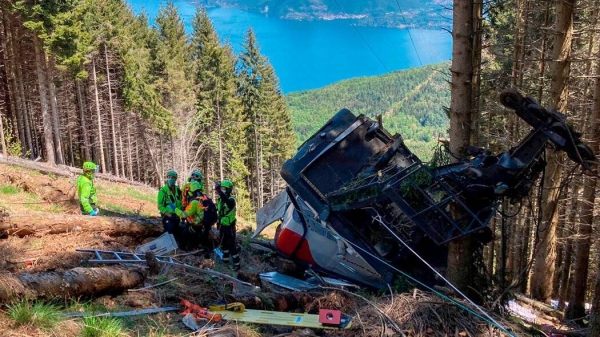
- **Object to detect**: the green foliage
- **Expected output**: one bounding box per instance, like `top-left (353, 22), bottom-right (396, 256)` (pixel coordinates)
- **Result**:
top-left (191, 6), bottom-right (252, 217)
top-left (7, 300), bottom-right (61, 331)
top-left (123, 187), bottom-right (156, 203)
top-left (392, 275), bottom-right (415, 293)
top-left (286, 63), bottom-right (450, 159)
top-left (0, 185), bottom-right (20, 194)
top-left (235, 28), bottom-right (295, 211)
top-left (2, 117), bottom-right (28, 157)
top-left (100, 203), bottom-right (135, 215)
top-left (94, 185), bottom-right (155, 216)
top-left (81, 316), bottom-right (126, 337)
top-left (149, 1), bottom-right (193, 135)
top-left (65, 300), bottom-right (108, 315)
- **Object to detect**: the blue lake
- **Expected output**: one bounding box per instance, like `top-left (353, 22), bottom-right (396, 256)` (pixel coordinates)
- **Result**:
top-left (126, 0), bottom-right (452, 93)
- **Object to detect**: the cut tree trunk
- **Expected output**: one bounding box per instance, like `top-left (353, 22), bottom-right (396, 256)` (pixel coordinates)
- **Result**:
top-left (514, 293), bottom-right (563, 319)
top-left (0, 154), bottom-right (149, 186)
top-left (0, 266), bottom-right (143, 303)
top-left (0, 214), bottom-right (162, 237)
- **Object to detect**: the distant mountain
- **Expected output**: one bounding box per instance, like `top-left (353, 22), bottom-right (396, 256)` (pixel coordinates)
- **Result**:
top-left (191, 0), bottom-right (452, 29)
top-left (285, 62), bottom-right (450, 160)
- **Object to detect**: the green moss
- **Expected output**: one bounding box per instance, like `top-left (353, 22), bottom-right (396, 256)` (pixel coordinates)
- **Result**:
top-left (0, 185), bottom-right (20, 194)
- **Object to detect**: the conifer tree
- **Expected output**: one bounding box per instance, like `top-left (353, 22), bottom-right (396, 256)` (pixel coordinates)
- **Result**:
top-left (191, 7), bottom-right (250, 215)
top-left (237, 28), bottom-right (265, 207)
top-left (257, 61), bottom-right (295, 200)
top-left (13, 0), bottom-right (78, 165)
top-left (151, 1), bottom-right (193, 176)
top-left (121, 13), bottom-right (171, 131)
top-left (236, 28), bottom-right (294, 208)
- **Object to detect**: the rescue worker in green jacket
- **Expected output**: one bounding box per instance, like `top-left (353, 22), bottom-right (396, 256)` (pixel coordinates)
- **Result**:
top-left (175, 181), bottom-right (206, 251)
top-left (157, 170), bottom-right (182, 237)
top-left (77, 161), bottom-right (99, 216)
top-left (215, 179), bottom-right (239, 271)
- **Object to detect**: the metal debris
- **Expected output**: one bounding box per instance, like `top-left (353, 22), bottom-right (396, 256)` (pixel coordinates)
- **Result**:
top-left (260, 271), bottom-right (317, 292)
top-left (65, 306), bottom-right (179, 318)
top-left (134, 232), bottom-right (178, 255)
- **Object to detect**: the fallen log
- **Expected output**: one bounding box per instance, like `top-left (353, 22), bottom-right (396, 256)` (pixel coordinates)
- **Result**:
top-left (0, 214), bottom-right (162, 237)
top-left (546, 328), bottom-right (587, 337)
top-left (513, 293), bottom-right (564, 319)
top-left (0, 266), bottom-right (144, 303)
top-left (0, 154), bottom-right (150, 186)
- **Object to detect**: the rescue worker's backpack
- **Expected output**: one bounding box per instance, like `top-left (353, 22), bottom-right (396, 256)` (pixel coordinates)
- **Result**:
top-left (201, 196), bottom-right (218, 226)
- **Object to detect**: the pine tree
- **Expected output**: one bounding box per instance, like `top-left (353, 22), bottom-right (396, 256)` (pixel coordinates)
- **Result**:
top-left (191, 7), bottom-right (250, 215)
top-left (13, 0), bottom-right (78, 165)
top-left (530, 0), bottom-right (576, 303)
top-left (121, 13), bottom-right (171, 131)
top-left (258, 61), bottom-right (295, 200)
top-left (447, 0), bottom-right (481, 299)
top-left (237, 28), bottom-right (266, 208)
top-left (151, 1), bottom-right (193, 177)
top-left (236, 28), bottom-right (294, 208)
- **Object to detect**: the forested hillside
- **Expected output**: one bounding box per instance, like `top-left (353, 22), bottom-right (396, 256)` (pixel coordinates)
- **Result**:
top-left (0, 0), bottom-right (295, 216)
top-left (287, 63), bottom-right (450, 159)
top-left (194, 0), bottom-right (452, 29)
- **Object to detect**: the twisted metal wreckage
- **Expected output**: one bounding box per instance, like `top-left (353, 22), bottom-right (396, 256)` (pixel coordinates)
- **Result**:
top-left (254, 89), bottom-right (597, 290)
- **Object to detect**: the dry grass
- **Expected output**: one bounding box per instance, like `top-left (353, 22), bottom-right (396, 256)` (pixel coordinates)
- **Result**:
top-left (318, 289), bottom-right (525, 337)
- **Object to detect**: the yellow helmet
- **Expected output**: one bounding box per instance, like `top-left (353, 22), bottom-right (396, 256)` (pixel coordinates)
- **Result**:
top-left (189, 181), bottom-right (202, 195)
top-left (83, 162), bottom-right (97, 172)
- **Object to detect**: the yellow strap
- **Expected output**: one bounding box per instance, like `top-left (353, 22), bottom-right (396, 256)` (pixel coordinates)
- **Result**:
top-left (209, 308), bottom-right (352, 329)
top-left (209, 302), bottom-right (245, 313)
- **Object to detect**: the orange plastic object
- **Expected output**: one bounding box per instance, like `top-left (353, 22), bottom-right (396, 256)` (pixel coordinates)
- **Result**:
top-left (181, 299), bottom-right (222, 322)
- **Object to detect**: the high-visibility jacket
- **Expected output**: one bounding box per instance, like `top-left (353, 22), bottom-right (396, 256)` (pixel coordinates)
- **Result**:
top-left (217, 195), bottom-right (236, 226)
top-left (176, 199), bottom-right (205, 225)
top-left (157, 184), bottom-right (182, 215)
top-left (77, 174), bottom-right (98, 213)
top-left (181, 180), bottom-right (207, 209)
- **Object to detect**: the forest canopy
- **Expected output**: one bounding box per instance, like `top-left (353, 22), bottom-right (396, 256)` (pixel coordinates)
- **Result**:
top-left (287, 62), bottom-right (450, 160)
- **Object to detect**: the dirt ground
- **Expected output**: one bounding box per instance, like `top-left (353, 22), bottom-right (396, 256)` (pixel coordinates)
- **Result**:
top-left (0, 163), bottom-right (561, 337)
top-left (0, 163), bottom-right (352, 336)
top-left (0, 164), bottom-right (152, 274)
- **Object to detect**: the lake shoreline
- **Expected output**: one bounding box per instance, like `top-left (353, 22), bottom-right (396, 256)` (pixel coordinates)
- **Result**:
top-left (127, 0), bottom-right (453, 93)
